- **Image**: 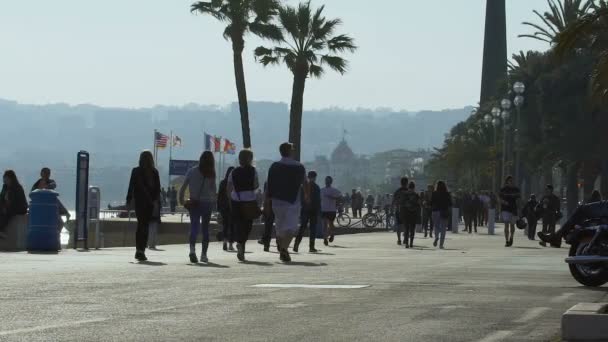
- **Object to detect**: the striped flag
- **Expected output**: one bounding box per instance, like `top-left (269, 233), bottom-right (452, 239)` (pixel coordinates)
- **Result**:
top-left (155, 131), bottom-right (169, 149)
top-left (223, 139), bottom-right (236, 155)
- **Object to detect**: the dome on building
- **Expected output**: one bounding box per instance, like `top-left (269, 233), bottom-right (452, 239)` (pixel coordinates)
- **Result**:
top-left (331, 139), bottom-right (356, 163)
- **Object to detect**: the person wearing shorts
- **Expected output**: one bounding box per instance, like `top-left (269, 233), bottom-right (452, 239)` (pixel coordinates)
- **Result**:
top-left (499, 176), bottom-right (521, 247)
top-left (321, 176), bottom-right (342, 246)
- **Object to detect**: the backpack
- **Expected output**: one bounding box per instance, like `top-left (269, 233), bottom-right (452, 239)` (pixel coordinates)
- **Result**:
top-left (400, 191), bottom-right (419, 212)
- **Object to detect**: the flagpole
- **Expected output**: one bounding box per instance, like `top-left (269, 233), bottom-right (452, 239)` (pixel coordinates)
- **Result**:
top-left (168, 130), bottom-right (173, 189)
top-left (153, 129), bottom-right (157, 166)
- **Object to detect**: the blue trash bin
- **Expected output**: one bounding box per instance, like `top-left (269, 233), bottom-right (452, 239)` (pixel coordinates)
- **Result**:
top-left (27, 190), bottom-right (60, 251)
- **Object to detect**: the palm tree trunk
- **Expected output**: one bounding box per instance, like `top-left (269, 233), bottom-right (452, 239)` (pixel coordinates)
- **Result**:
top-left (232, 39), bottom-right (252, 149)
top-left (288, 68), bottom-right (307, 161)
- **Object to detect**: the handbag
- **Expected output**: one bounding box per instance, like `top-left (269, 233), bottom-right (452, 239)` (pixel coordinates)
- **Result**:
top-left (184, 181), bottom-right (205, 211)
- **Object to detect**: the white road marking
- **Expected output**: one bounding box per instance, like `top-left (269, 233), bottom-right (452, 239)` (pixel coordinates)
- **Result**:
top-left (476, 330), bottom-right (512, 342)
top-left (275, 302), bottom-right (308, 308)
top-left (252, 284), bottom-right (370, 289)
top-left (514, 307), bottom-right (550, 323)
top-left (0, 318), bottom-right (109, 336)
top-left (550, 292), bottom-right (575, 303)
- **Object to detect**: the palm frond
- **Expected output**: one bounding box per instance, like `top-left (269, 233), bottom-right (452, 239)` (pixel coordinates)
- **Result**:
top-left (249, 21), bottom-right (283, 41)
top-left (327, 34), bottom-right (357, 53)
top-left (191, 1), bottom-right (227, 21)
top-left (309, 64), bottom-right (324, 78)
top-left (555, 8), bottom-right (608, 57)
top-left (251, 0), bottom-right (280, 22)
top-left (321, 55), bottom-right (348, 74)
top-left (590, 51), bottom-right (608, 101)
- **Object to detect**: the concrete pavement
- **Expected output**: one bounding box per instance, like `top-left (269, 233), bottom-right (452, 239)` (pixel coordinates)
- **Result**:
top-left (1, 225), bottom-right (607, 342)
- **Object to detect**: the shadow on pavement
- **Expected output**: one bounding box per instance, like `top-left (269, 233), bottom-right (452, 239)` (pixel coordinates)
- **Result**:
top-left (148, 248), bottom-right (166, 252)
top-left (280, 261), bottom-right (328, 267)
top-left (28, 251), bottom-right (60, 255)
top-left (188, 262), bottom-right (230, 269)
top-left (130, 261), bottom-right (167, 266)
top-left (328, 245), bottom-right (350, 248)
top-left (513, 246), bottom-right (543, 250)
top-left (310, 252), bottom-right (335, 256)
top-left (242, 260), bottom-right (274, 267)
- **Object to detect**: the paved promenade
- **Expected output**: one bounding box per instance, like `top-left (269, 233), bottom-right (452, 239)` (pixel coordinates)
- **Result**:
top-left (1, 225), bottom-right (607, 341)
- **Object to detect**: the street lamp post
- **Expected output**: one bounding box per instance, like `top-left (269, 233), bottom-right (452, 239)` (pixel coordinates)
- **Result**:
top-left (500, 99), bottom-right (511, 184)
top-left (484, 114), bottom-right (495, 193)
top-left (513, 82), bottom-right (526, 186)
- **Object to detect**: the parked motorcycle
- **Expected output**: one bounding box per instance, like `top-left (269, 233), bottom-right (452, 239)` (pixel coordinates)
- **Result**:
top-left (564, 219), bottom-right (608, 287)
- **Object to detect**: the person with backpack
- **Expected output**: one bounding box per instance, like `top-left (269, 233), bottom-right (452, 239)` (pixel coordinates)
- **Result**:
top-left (218, 167), bottom-right (235, 251)
top-left (431, 180), bottom-right (452, 249)
top-left (396, 181), bottom-right (420, 249)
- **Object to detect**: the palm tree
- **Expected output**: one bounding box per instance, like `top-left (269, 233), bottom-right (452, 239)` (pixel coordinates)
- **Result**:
top-left (253, 2), bottom-right (357, 160)
top-left (191, 0), bottom-right (282, 149)
top-left (519, 0), bottom-right (593, 43)
top-left (554, 1), bottom-right (608, 98)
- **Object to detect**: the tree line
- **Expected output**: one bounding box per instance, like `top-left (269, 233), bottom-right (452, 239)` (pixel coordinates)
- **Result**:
top-left (427, 0), bottom-right (608, 214)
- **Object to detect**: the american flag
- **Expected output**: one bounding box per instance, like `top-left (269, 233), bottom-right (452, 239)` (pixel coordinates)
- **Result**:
top-left (155, 131), bottom-right (169, 149)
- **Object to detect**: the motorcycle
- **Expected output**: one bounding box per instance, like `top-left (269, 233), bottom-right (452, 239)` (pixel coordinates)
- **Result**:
top-left (564, 219), bottom-right (608, 287)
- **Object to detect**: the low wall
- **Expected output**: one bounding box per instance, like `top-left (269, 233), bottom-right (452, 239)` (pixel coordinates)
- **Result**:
top-left (66, 219), bottom-right (382, 249)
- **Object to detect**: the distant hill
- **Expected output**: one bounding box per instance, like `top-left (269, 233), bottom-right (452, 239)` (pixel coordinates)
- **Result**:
top-left (0, 98), bottom-right (470, 207)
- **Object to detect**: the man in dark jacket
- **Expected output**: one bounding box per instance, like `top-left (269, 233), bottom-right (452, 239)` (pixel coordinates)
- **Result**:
top-left (294, 171), bottom-right (321, 253)
top-left (31, 167), bottom-right (56, 192)
top-left (537, 185), bottom-right (561, 247)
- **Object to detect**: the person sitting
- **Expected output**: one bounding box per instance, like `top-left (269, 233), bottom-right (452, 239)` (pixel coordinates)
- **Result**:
top-left (0, 170), bottom-right (28, 239)
top-left (31, 167), bottom-right (56, 192)
top-left (538, 200), bottom-right (608, 248)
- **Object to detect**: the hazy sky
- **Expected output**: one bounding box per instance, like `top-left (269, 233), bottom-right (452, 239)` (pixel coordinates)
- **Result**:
top-left (0, 0), bottom-right (550, 111)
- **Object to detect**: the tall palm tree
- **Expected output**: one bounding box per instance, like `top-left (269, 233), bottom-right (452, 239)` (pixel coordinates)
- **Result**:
top-left (555, 1), bottom-right (608, 98)
top-left (191, 0), bottom-right (282, 149)
top-left (519, 0), bottom-right (593, 43)
top-left (254, 2), bottom-right (356, 160)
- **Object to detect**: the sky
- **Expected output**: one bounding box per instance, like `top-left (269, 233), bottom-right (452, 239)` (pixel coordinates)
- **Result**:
top-left (0, 0), bottom-right (550, 112)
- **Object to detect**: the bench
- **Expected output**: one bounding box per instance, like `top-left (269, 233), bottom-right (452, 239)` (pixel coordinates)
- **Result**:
top-left (0, 215), bottom-right (28, 251)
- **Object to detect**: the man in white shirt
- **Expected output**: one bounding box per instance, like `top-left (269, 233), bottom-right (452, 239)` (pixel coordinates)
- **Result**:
top-left (321, 176), bottom-right (342, 246)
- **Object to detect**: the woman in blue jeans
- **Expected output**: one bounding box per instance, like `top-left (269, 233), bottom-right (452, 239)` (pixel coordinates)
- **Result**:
top-left (430, 180), bottom-right (452, 249)
top-left (179, 151), bottom-right (217, 263)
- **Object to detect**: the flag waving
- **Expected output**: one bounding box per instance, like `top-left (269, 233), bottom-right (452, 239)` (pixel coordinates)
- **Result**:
top-left (204, 133), bottom-right (221, 152)
top-left (173, 135), bottom-right (183, 147)
top-left (155, 131), bottom-right (169, 149)
top-left (223, 139), bottom-right (236, 155)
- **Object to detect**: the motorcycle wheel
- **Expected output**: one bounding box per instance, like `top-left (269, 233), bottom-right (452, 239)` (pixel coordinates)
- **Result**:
top-left (568, 241), bottom-right (608, 287)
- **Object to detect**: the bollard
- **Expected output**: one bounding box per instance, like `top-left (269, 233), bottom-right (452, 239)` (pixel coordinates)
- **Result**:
top-left (488, 209), bottom-right (496, 235)
top-left (451, 207), bottom-right (460, 234)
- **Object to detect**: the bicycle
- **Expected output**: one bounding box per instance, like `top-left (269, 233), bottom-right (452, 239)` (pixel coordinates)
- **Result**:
top-left (336, 211), bottom-right (352, 228)
top-left (362, 207), bottom-right (395, 229)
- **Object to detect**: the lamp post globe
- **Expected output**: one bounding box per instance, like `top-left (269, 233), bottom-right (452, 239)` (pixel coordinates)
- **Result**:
top-left (513, 82), bottom-right (525, 94)
top-left (501, 110), bottom-right (510, 120)
top-left (492, 118), bottom-right (500, 127)
top-left (492, 107), bottom-right (501, 117)
top-left (514, 95), bottom-right (525, 107)
top-left (501, 99), bottom-right (512, 110)
top-left (484, 114), bottom-right (492, 123)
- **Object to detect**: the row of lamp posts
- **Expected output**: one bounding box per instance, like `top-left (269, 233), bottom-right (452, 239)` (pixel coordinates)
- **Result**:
top-left (484, 82), bottom-right (525, 193)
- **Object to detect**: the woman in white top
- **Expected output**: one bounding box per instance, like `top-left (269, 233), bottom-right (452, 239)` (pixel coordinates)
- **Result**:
top-left (179, 151), bottom-right (217, 263)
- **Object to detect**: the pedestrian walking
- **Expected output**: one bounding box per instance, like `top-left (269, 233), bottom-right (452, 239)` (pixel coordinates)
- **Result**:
top-left (169, 186), bottom-right (178, 214)
top-left (228, 150), bottom-right (260, 262)
top-left (395, 180), bottom-right (420, 249)
top-left (499, 176), bottom-right (521, 247)
top-left (180, 151), bottom-right (217, 263)
top-left (422, 185), bottom-right (434, 238)
top-left (259, 182), bottom-right (275, 252)
top-left (266, 143), bottom-right (305, 263)
top-left (392, 177), bottom-right (409, 245)
top-left (218, 167), bottom-right (235, 251)
top-left (431, 180), bottom-right (452, 249)
top-left (522, 194), bottom-right (539, 240)
top-left (321, 176), bottom-right (342, 246)
top-left (537, 185), bottom-right (561, 247)
top-left (294, 171), bottom-right (321, 253)
top-left (126, 151), bottom-right (161, 262)
top-left (365, 193), bottom-right (375, 214)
